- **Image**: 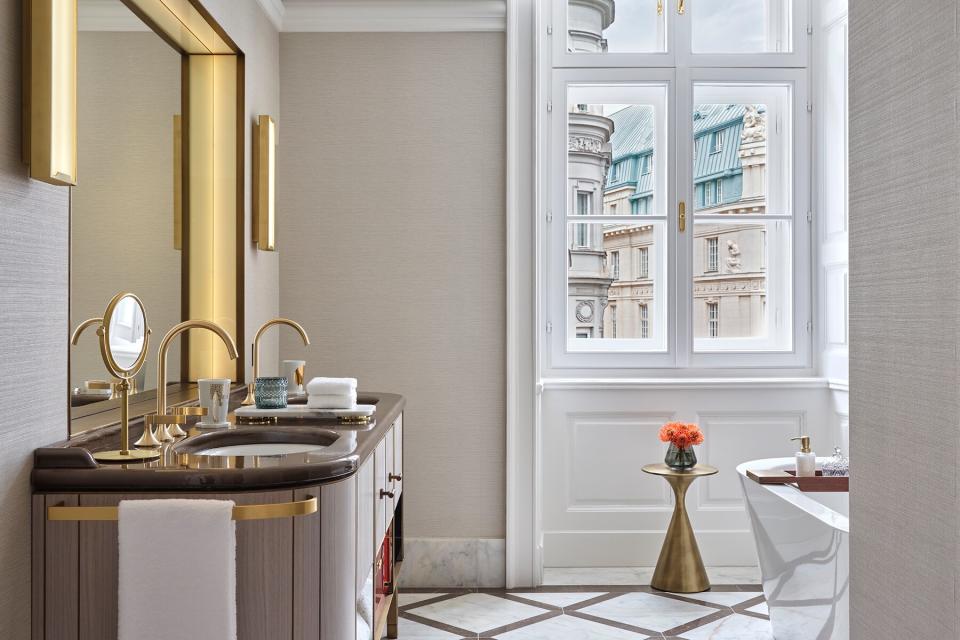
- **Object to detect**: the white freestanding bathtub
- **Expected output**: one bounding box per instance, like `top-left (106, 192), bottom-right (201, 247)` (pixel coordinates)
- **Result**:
top-left (737, 458), bottom-right (849, 640)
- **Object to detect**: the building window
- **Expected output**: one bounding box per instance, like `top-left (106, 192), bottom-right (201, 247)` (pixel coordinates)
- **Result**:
top-left (610, 162), bottom-right (620, 183)
top-left (707, 302), bottom-right (719, 337)
top-left (706, 237), bottom-right (718, 272)
top-left (576, 191), bottom-right (590, 216)
top-left (573, 223), bottom-right (588, 247)
top-left (711, 129), bottom-right (724, 154)
top-left (610, 250), bottom-right (620, 280)
top-left (610, 305), bottom-right (617, 338)
top-left (576, 329), bottom-right (592, 339)
top-left (609, 202), bottom-right (617, 215)
top-left (642, 155), bottom-right (652, 174)
top-left (637, 247), bottom-right (649, 279)
top-left (639, 304), bottom-right (649, 339)
top-left (705, 181), bottom-right (715, 205)
top-left (715, 178), bottom-right (723, 203)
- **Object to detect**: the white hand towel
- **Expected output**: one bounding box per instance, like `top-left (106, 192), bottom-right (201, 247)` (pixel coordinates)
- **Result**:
top-left (306, 376), bottom-right (357, 397)
top-left (118, 499), bottom-right (236, 640)
top-left (307, 391), bottom-right (357, 409)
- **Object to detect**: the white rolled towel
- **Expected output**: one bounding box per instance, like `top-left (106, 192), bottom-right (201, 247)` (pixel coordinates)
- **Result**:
top-left (306, 376), bottom-right (357, 396)
top-left (307, 391), bottom-right (357, 410)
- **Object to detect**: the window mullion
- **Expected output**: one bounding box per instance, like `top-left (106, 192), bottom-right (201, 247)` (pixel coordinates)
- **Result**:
top-left (674, 65), bottom-right (692, 367)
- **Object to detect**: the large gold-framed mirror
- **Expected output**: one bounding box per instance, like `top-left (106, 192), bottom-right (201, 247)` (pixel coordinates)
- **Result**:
top-left (42, 0), bottom-right (246, 434)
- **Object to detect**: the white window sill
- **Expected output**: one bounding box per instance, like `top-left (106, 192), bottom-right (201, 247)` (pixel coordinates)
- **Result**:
top-left (538, 376), bottom-right (830, 391)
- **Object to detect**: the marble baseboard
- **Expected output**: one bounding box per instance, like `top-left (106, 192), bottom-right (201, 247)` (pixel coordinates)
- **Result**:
top-left (542, 566), bottom-right (761, 586)
top-left (400, 537), bottom-right (506, 588)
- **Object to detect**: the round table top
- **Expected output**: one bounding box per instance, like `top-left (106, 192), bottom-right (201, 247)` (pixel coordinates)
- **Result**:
top-left (642, 463), bottom-right (719, 478)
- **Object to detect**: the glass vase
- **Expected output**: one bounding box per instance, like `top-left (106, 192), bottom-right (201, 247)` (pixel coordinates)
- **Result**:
top-left (255, 376), bottom-right (288, 409)
top-left (665, 443), bottom-right (697, 470)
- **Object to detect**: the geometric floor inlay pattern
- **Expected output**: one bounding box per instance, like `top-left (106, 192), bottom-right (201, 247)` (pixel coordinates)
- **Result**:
top-left (393, 585), bottom-right (771, 639)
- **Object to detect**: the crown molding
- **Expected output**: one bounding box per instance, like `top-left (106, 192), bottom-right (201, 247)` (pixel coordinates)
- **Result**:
top-left (281, 0), bottom-right (506, 32)
top-left (78, 0), bottom-right (150, 31)
top-left (255, 0), bottom-right (286, 31)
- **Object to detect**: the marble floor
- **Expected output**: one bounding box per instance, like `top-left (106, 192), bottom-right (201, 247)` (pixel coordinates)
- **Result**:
top-left (391, 585), bottom-right (771, 639)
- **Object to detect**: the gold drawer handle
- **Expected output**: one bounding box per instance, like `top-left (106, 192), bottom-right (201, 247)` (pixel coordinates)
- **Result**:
top-left (47, 496), bottom-right (317, 522)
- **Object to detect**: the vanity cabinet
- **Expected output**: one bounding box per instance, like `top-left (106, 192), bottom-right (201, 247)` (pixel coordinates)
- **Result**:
top-left (32, 411), bottom-right (405, 640)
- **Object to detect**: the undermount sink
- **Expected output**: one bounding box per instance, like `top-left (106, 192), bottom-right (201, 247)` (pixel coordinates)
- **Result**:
top-left (175, 427), bottom-right (356, 459)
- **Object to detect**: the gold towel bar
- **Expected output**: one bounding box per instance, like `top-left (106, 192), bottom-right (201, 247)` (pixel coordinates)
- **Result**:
top-left (47, 496), bottom-right (317, 522)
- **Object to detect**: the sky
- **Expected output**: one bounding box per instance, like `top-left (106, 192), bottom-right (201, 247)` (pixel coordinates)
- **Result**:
top-left (602, 0), bottom-right (774, 54)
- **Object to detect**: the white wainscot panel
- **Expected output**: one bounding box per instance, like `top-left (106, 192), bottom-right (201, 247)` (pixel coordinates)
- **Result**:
top-left (696, 411), bottom-right (803, 512)
top-left (566, 413), bottom-right (675, 511)
top-left (825, 265), bottom-right (848, 346)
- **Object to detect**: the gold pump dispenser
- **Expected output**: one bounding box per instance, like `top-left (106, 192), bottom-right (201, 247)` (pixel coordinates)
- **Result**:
top-left (790, 435), bottom-right (812, 453)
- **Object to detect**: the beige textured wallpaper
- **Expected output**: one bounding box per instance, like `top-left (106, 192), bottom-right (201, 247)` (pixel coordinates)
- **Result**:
top-left (849, 0), bottom-right (960, 636)
top-left (278, 32), bottom-right (506, 539)
top-left (0, 2), bottom-right (71, 636)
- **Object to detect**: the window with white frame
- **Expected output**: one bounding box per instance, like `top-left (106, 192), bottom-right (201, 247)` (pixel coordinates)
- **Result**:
top-left (710, 130), bottom-right (724, 154)
top-left (636, 246), bottom-right (649, 279)
top-left (546, 0), bottom-right (809, 370)
top-left (706, 237), bottom-right (718, 272)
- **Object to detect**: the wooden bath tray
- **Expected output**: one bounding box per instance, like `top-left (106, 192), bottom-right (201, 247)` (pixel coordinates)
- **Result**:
top-left (747, 469), bottom-right (848, 492)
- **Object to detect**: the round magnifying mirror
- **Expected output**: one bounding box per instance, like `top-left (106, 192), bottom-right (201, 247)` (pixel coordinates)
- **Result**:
top-left (99, 292), bottom-right (150, 378)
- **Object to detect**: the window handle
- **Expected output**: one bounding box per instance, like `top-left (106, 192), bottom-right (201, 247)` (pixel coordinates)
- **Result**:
top-left (657, 0), bottom-right (663, 16)
top-left (679, 201), bottom-right (686, 232)
top-left (677, 0), bottom-right (685, 15)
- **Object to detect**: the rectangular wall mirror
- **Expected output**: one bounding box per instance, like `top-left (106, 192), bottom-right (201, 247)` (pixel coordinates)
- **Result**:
top-left (67, 0), bottom-right (243, 435)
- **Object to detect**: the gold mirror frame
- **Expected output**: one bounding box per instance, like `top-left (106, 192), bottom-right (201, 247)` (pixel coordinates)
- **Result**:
top-left (98, 292), bottom-right (151, 379)
top-left (49, 0), bottom-right (247, 435)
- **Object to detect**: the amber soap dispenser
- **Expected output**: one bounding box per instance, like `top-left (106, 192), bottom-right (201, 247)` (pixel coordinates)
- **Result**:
top-left (790, 435), bottom-right (816, 477)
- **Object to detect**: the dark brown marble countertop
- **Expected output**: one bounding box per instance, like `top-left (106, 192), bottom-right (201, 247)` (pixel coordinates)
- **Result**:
top-left (32, 389), bottom-right (404, 493)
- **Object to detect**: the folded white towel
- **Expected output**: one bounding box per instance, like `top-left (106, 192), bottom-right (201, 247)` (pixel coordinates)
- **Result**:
top-left (356, 615), bottom-right (371, 640)
top-left (306, 376), bottom-right (357, 396)
top-left (119, 499), bottom-right (236, 640)
top-left (308, 391), bottom-right (357, 409)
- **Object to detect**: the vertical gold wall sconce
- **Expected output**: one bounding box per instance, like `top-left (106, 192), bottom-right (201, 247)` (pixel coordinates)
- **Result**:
top-left (23, 0), bottom-right (78, 186)
top-left (253, 115), bottom-right (276, 251)
top-left (173, 114), bottom-right (183, 250)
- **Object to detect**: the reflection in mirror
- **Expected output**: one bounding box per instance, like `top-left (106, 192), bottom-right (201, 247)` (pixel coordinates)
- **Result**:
top-left (107, 295), bottom-right (147, 371)
top-left (71, 0), bottom-right (182, 412)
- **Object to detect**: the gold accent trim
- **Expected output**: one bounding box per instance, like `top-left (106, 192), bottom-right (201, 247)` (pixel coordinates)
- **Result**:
top-left (172, 406), bottom-right (207, 416)
top-left (677, 0), bottom-right (685, 15)
top-left (253, 114), bottom-right (276, 251)
top-left (173, 114), bottom-right (183, 250)
top-left (47, 496), bottom-right (318, 521)
top-left (678, 200), bottom-right (686, 232)
top-left (657, 0), bottom-right (663, 16)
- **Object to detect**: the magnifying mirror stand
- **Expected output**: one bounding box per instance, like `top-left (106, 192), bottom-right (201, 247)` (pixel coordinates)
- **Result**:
top-left (91, 292), bottom-right (161, 464)
top-left (93, 378), bottom-right (160, 463)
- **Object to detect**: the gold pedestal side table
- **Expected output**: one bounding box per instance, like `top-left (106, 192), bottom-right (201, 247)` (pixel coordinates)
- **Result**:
top-left (642, 463), bottom-right (718, 593)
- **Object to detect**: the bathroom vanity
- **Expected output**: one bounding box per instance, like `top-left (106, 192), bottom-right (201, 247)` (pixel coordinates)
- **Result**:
top-left (31, 389), bottom-right (405, 640)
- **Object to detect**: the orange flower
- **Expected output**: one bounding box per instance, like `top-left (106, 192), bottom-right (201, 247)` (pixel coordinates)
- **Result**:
top-left (659, 422), bottom-right (704, 450)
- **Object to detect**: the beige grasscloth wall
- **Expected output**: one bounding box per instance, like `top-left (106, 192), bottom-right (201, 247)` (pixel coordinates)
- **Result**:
top-left (849, 0), bottom-right (960, 637)
top-left (278, 32), bottom-right (506, 539)
top-left (0, 4), bottom-right (71, 636)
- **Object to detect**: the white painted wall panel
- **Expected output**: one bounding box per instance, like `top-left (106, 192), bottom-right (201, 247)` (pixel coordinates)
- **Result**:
top-left (541, 385), bottom-right (835, 567)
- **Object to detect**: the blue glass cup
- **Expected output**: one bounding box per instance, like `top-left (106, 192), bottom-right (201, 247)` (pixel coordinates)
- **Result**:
top-left (255, 376), bottom-right (288, 409)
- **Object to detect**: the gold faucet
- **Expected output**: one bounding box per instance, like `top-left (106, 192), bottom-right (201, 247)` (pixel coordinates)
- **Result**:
top-left (148, 320), bottom-right (239, 443)
top-left (71, 317), bottom-right (121, 399)
top-left (241, 318), bottom-right (311, 406)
